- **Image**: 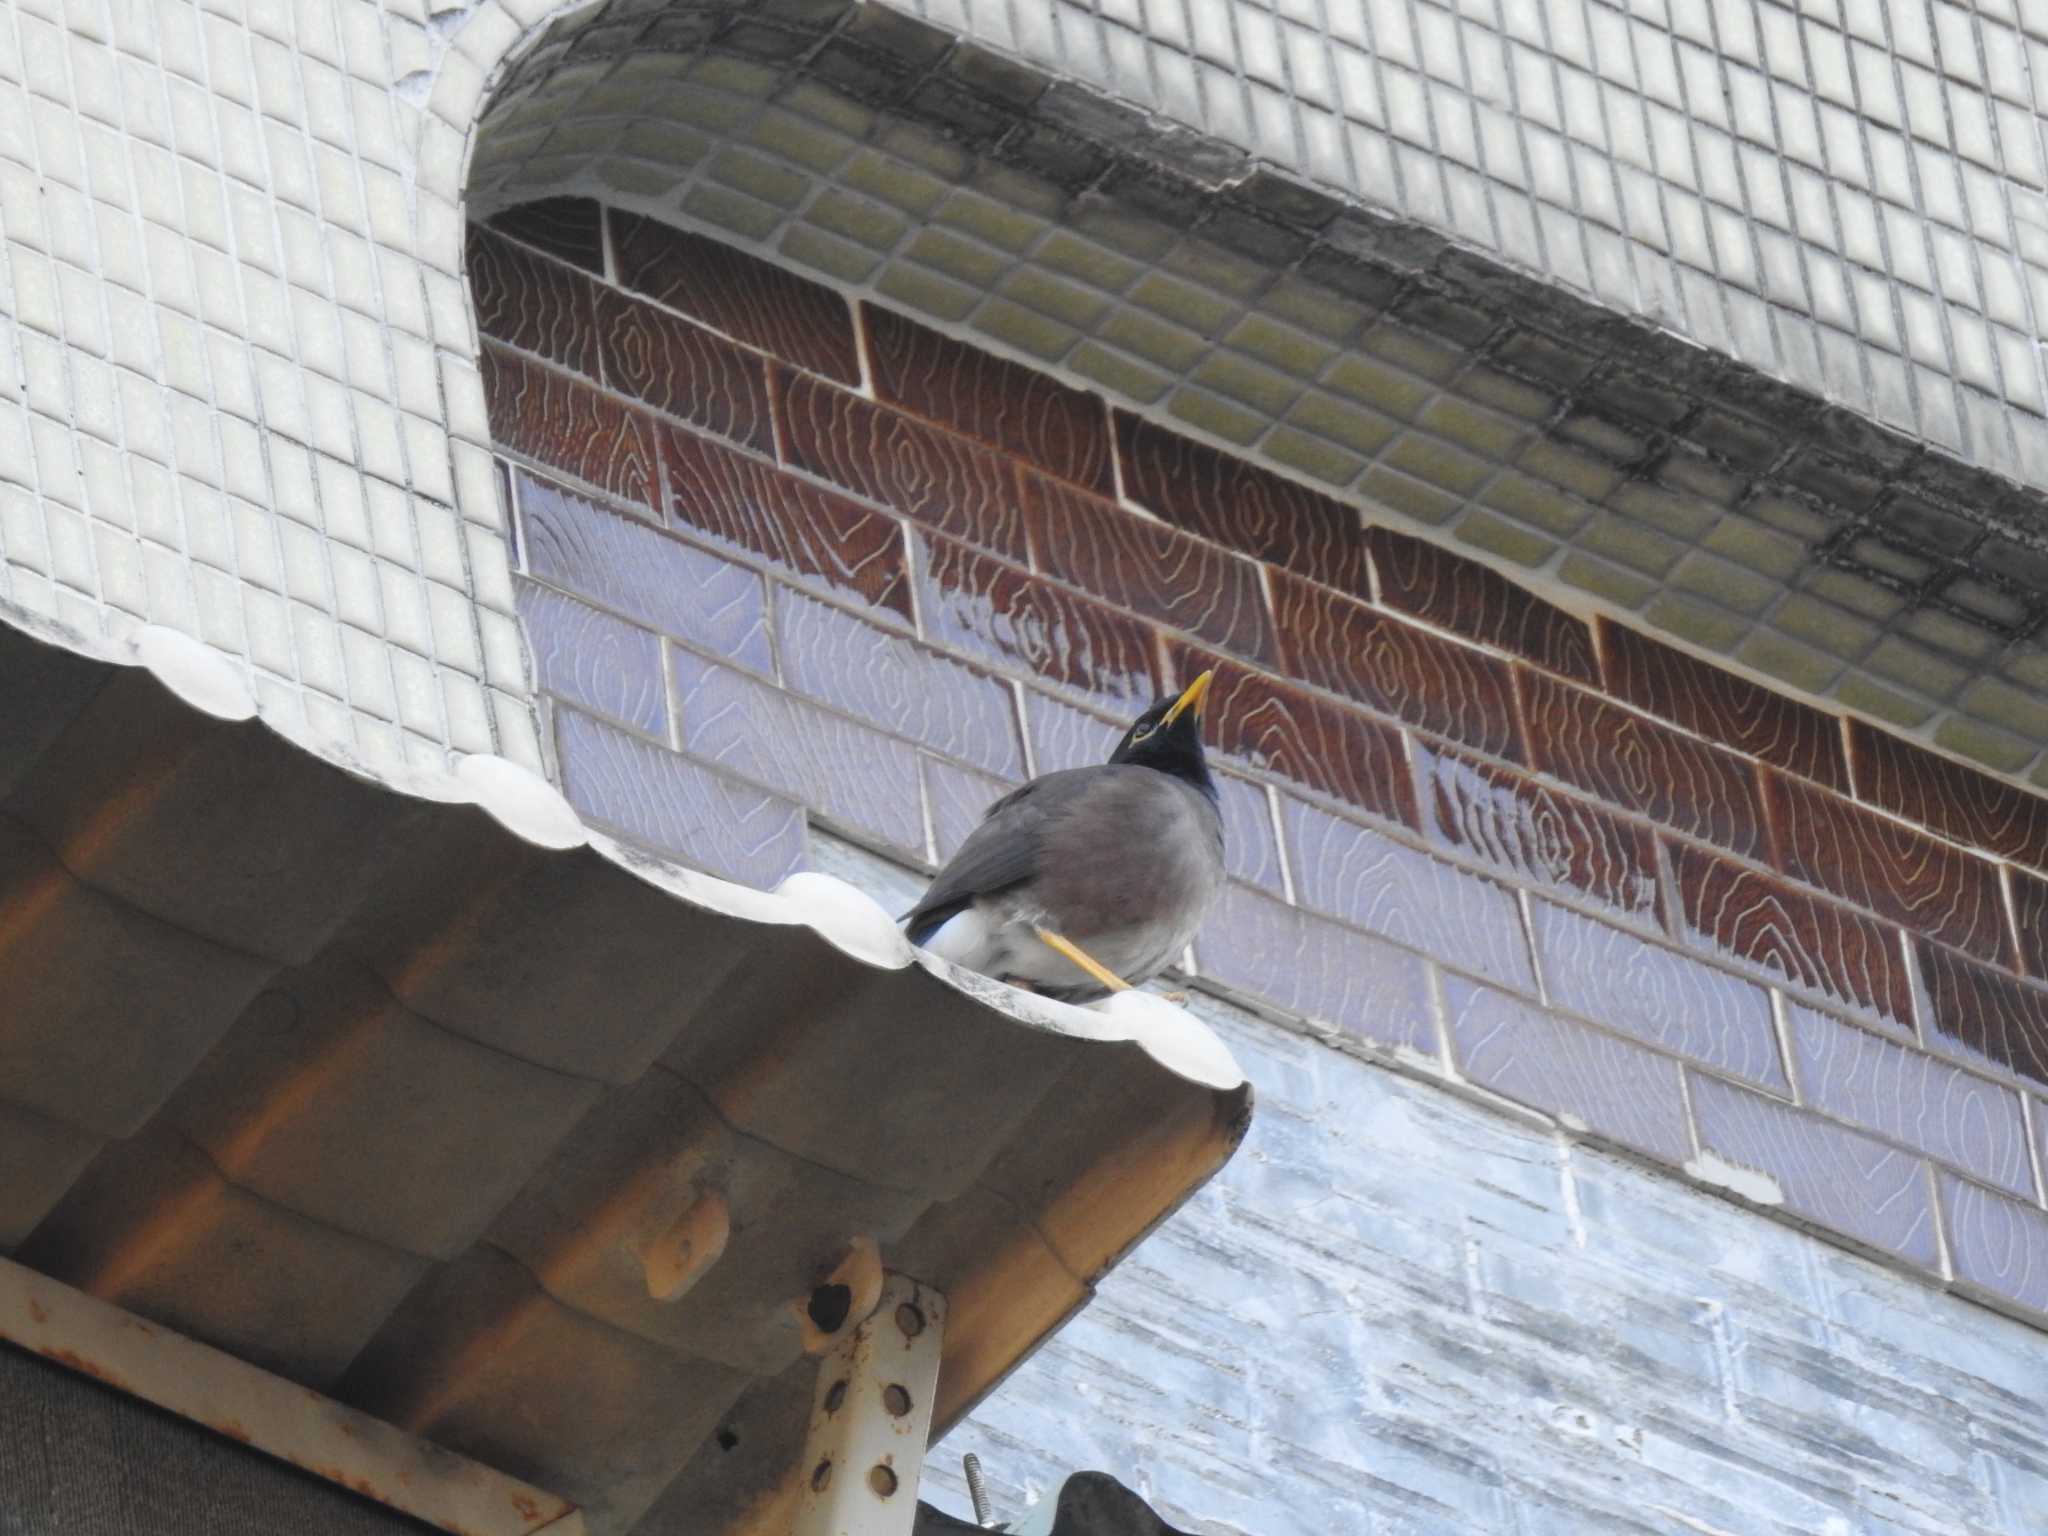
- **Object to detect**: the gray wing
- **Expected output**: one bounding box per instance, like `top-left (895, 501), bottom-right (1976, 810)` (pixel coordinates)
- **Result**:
top-left (902, 771), bottom-right (1090, 942)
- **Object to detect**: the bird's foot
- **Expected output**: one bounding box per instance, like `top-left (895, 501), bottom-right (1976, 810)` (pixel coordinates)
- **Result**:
top-left (1029, 925), bottom-right (1133, 994)
top-left (1158, 990), bottom-right (1189, 1005)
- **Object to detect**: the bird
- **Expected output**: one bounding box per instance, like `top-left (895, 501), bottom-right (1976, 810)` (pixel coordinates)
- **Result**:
top-left (904, 670), bottom-right (1224, 1003)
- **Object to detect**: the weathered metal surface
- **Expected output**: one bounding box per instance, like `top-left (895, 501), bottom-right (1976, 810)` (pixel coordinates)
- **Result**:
top-left (0, 1256), bottom-right (584, 1536)
top-left (0, 607), bottom-right (1251, 1535)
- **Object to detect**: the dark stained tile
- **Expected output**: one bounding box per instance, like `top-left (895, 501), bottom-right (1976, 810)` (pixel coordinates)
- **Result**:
top-left (1115, 411), bottom-right (1371, 594)
top-left (866, 305), bottom-right (1113, 493)
top-left (1215, 771), bottom-right (1284, 896)
top-left (1603, 622), bottom-right (1849, 791)
top-left (1366, 525), bottom-right (1597, 682)
top-left (555, 707), bottom-right (805, 887)
top-left (776, 588), bottom-right (1024, 779)
top-left (1531, 898), bottom-right (1786, 1091)
top-left (487, 197), bottom-right (603, 273)
top-left (1444, 978), bottom-right (1691, 1164)
top-left (1938, 1171), bottom-right (2048, 1319)
top-left (1167, 645), bottom-right (1416, 829)
top-left (483, 346), bottom-right (659, 510)
top-left (593, 287), bottom-right (774, 455)
top-left (1284, 797), bottom-right (1534, 992)
top-left (777, 371), bottom-right (1028, 563)
top-left (1687, 1071), bottom-right (1940, 1270)
top-left (661, 425), bottom-right (910, 626)
top-left (1195, 880), bottom-right (1438, 1057)
top-left (922, 753), bottom-right (1016, 864)
top-left (1521, 668), bottom-right (1766, 858)
top-left (1416, 740), bottom-right (1660, 923)
top-left (1672, 841), bottom-right (1915, 1034)
top-left (1918, 939), bottom-right (2048, 1094)
top-left (610, 209), bottom-right (859, 383)
top-left (467, 225), bottom-right (600, 378)
top-left (1023, 477), bottom-right (1279, 666)
top-left (1850, 720), bottom-right (2048, 871)
top-left (1024, 689), bottom-right (1122, 774)
top-left (2015, 871), bottom-right (2048, 981)
top-left (1767, 773), bottom-right (2009, 966)
top-left (1275, 574), bottom-right (1523, 761)
top-left (1788, 1003), bottom-right (2033, 1197)
top-left (516, 471), bottom-right (771, 675)
top-left (668, 650), bottom-right (925, 859)
top-left (914, 532), bottom-right (1158, 711)
top-left (516, 580), bottom-right (665, 739)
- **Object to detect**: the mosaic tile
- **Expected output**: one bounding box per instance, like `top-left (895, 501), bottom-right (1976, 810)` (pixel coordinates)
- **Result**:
top-left (1194, 880), bottom-right (1438, 1058)
top-left (467, 225), bottom-right (600, 378)
top-left (1849, 720), bottom-right (2048, 871)
top-left (1521, 668), bottom-right (1767, 858)
top-left (592, 287), bottom-right (775, 456)
top-left (1532, 898), bottom-right (1787, 1092)
top-left (668, 649), bottom-right (925, 858)
top-left (914, 531), bottom-right (1158, 710)
top-left (516, 580), bottom-right (665, 739)
top-left (555, 707), bottom-right (806, 888)
top-left (1768, 773), bottom-right (2009, 966)
top-left (1283, 797), bottom-right (1534, 992)
top-left (661, 424), bottom-right (911, 625)
top-left (1602, 622), bottom-right (1849, 791)
top-left (517, 471), bottom-right (771, 676)
top-left (1672, 841), bottom-right (1916, 1035)
top-left (1275, 573), bottom-right (1522, 762)
top-left (864, 304), bottom-right (1114, 493)
top-left (1918, 939), bottom-right (2048, 1094)
top-left (483, 346), bottom-right (659, 512)
top-left (777, 370), bottom-right (1028, 562)
top-left (1939, 1172), bottom-right (2048, 1319)
top-left (1688, 1072), bottom-right (1940, 1271)
top-left (1789, 1003), bottom-right (2033, 1198)
top-left (776, 587), bottom-right (1024, 778)
top-left (1167, 645), bottom-right (1416, 829)
top-left (1415, 741), bottom-right (1661, 924)
top-left (1445, 978), bottom-right (1692, 1164)
top-left (1023, 477), bottom-right (1279, 667)
top-left (1115, 411), bottom-right (1371, 595)
top-left (487, 197), bottom-right (605, 273)
top-left (1364, 524), bottom-right (1598, 683)
top-left (610, 209), bottom-right (860, 384)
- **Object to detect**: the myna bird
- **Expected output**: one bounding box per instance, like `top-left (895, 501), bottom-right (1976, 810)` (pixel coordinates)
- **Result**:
top-left (904, 671), bottom-right (1224, 1002)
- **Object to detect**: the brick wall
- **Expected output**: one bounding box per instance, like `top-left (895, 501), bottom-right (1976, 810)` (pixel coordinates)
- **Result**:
top-left (473, 197), bottom-right (2048, 1339)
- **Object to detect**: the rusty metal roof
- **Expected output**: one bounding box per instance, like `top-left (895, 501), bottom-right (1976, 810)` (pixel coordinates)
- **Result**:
top-left (0, 603), bottom-right (1251, 1535)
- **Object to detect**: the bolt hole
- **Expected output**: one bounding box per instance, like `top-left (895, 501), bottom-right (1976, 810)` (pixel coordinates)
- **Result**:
top-left (894, 1302), bottom-right (925, 1339)
top-left (808, 1283), bottom-right (852, 1334)
top-left (715, 1428), bottom-right (738, 1452)
top-left (823, 1379), bottom-right (848, 1414)
top-left (882, 1383), bottom-right (912, 1417)
top-left (868, 1464), bottom-right (898, 1499)
top-left (811, 1459), bottom-right (833, 1492)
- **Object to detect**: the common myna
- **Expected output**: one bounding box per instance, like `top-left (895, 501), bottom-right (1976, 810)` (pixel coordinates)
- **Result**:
top-left (904, 671), bottom-right (1224, 1002)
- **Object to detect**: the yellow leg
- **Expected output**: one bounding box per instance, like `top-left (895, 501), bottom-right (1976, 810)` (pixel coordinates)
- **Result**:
top-left (1030, 925), bottom-right (1132, 994)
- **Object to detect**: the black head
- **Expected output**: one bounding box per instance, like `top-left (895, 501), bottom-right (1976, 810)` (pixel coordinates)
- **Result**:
top-left (1107, 670), bottom-right (1217, 797)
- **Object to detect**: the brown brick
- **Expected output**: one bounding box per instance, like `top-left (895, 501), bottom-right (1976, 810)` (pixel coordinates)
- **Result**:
top-left (1276, 573), bottom-right (1523, 762)
top-left (777, 370), bottom-right (1028, 563)
top-left (487, 197), bottom-right (603, 273)
top-left (483, 346), bottom-right (659, 511)
top-left (1604, 621), bottom-right (1848, 790)
top-left (1850, 719), bottom-right (2048, 871)
top-left (593, 288), bottom-right (774, 455)
top-left (1115, 411), bottom-right (1371, 594)
top-left (866, 305), bottom-right (1113, 493)
top-left (1366, 524), bottom-right (1597, 682)
top-left (1768, 773), bottom-right (2009, 966)
top-left (467, 225), bottom-right (600, 378)
top-left (1920, 938), bottom-right (2048, 1093)
top-left (611, 210), bottom-right (860, 384)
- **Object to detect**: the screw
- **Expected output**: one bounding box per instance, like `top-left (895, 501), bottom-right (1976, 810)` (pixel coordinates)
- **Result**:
top-left (964, 1453), bottom-right (993, 1526)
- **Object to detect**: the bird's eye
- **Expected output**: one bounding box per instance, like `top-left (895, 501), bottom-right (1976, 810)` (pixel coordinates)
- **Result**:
top-left (1131, 724), bottom-right (1154, 741)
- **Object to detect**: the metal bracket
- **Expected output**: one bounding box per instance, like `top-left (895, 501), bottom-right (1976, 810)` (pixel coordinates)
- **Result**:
top-left (791, 1272), bottom-right (947, 1536)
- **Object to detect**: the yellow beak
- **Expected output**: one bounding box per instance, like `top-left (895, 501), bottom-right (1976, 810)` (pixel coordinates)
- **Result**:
top-left (1161, 669), bottom-right (1214, 729)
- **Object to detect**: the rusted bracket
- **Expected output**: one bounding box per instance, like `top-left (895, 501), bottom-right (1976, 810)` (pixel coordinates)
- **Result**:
top-left (790, 1271), bottom-right (947, 1536)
